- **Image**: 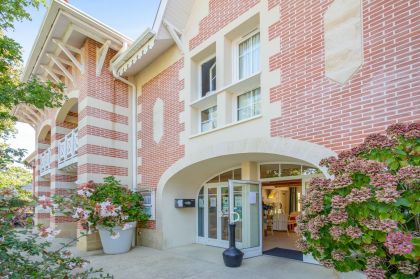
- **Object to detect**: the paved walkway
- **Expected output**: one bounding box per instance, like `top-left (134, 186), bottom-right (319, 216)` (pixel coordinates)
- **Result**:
top-left (60, 240), bottom-right (363, 279)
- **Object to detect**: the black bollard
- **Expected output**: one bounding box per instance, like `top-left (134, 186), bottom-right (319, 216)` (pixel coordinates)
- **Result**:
top-left (222, 223), bottom-right (244, 267)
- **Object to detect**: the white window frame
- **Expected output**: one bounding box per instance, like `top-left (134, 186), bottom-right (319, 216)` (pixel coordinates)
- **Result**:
top-left (232, 28), bottom-right (260, 82)
top-left (198, 55), bottom-right (217, 99)
top-left (139, 188), bottom-right (155, 220)
top-left (200, 105), bottom-right (217, 133)
top-left (236, 87), bottom-right (261, 121)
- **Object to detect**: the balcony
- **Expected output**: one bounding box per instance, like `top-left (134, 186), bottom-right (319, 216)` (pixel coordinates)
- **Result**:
top-left (58, 128), bottom-right (78, 171)
top-left (39, 148), bottom-right (51, 177)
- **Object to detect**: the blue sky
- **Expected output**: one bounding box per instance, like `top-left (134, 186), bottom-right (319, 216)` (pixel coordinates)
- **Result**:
top-left (8, 0), bottom-right (160, 157)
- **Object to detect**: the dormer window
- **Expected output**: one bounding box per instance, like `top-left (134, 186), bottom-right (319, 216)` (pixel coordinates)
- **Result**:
top-left (201, 57), bottom-right (216, 97)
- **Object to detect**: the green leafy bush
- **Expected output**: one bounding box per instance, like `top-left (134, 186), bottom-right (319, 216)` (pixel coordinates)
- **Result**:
top-left (296, 123), bottom-right (419, 278)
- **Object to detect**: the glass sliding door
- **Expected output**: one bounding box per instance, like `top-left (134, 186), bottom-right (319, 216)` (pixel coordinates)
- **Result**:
top-left (228, 180), bottom-right (262, 258)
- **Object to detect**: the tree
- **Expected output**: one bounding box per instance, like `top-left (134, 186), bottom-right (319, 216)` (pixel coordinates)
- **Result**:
top-left (296, 123), bottom-right (419, 279)
top-left (0, 0), bottom-right (66, 168)
top-left (0, 2), bottom-right (110, 278)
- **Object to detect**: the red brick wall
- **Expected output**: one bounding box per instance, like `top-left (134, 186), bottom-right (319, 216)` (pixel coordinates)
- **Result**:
top-left (269, 0), bottom-right (419, 152)
top-left (189, 0), bottom-right (260, 50)
top-left (138, 59), bottom-right (185, 188)
top-left (77, 38), bottom-right (129, 178)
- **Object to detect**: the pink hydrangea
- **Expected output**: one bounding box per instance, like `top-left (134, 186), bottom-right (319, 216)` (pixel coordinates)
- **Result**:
top-left (398, 261), bottom-right (418, 275)
top-left (363, 244), bottom-right (377, 253)
top-left (384, 232), bottom-right (413, 255)
top-left (307, 216), bottom-right (325, 239)
top-left (345, 226), bottom-right (362, 238)
top-left (320, 259), bottom-right (334, 269)
top-left (369, 173), bottom-right (397, 189)
top-left (375, 188), bottom-right (400, 203)
top-left (330, 226), bottom-right (344, 240)
top-left (331, 195), bottom-right (347, 209)
top-left (361, 219), bottom-right (398, 232)
top-left (331, 175), bottom-right (352, 189)
top-left (347, 187), bottom-right (372, 203)
top-left (346, 160), bottom-right (386, 175)
top-left (397, 166), bottom-right (420, 186)
top-left (295, 239), bottom-right (309, 252)
top-left (365, 267), bottom-right (386, 279)
top-left (386, 123), bottom-right (408, 138)
top-left (362, 134), bottom-right (395, 150)
top-left (328, 209), bottom-right (348, 224)
top-left (331, 250), bottom-right (346, 261)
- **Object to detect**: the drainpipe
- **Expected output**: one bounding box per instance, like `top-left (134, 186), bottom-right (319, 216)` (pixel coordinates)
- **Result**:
top-left (112, 69), bottom-right (137, 192)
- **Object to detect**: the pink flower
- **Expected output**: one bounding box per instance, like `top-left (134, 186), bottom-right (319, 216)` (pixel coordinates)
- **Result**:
top-left (329, 226), bottom-right (344, 240)
top-left (331, 175), bottom-right (352, 189)
top-left (397, 166), bottom-right (420, 186)
top-left (38, 226), bottom-right (61, 241)
top-left (295, 239), bottom-right (309, 252)
top-left (370, 173), bottom-right (397, 189)
top-left (110, 231), bottom-right (120, 239)
top-left (320, 259), bottom-right (334, 269)
top-left (347, 187), bottom-right (372, 204)
top-left (363, 244), bottom-right (377, 253)
top-left (331, 195), bottom-right (347, 209)
top-left (386, 123), bottom-right (408, 138)
top-left (384, 232), bottom-right (413, 255)
top-left (398, 261), bottom-right (418, 275)
top-left (328, 209), bottom-right (348, 224)
top-left (38, 195), bottom-right (52, 210)
top-left (331, 250), bottom-right (346, 261)
top-left (365, 267), bottom-right (386, 279)
top-left (375, 188), bottom-right (400, 203)
top-left (345, 226), bottom-right (362, 238)
top-left (361, 219), bottom-right (398, 232)
top-left (362, 134), bottom-right (395, 150)
top-left (346, 160), bottom-right (386, 175)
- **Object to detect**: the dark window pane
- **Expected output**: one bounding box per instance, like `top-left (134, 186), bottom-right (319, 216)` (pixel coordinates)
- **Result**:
top-left (201, 57), bottom-right (216, 97)
top-left (233, 168), bottom-right (242, 180)
top-left (281, 164), bottom-right (301, 177)
top-left (220, 170), bottom-right (233, 182)
top-left (260, 164), bottom-right (279, 178)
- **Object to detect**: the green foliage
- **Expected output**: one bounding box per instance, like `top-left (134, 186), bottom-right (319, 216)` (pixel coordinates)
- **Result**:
top-left (0, 0), bottom-right (66, 168)
top-left (0, 187), bottom-right (112, 278)
top-left (0, 165), bottom-right (32, 199)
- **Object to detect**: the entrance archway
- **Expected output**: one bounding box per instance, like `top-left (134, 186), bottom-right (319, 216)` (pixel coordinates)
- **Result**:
top-left (156, 137), bottom-right (335, 249)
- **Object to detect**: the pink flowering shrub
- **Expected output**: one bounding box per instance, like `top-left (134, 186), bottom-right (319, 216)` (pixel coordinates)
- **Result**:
top-left (53, 176), bottom-right (149, 236)
top-left (296, 123), bottom-right (420, 279)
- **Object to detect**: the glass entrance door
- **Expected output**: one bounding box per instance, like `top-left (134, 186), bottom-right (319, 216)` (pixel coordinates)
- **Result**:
top-left (201, 183), bottom-right (229, 247)
top-left (228, 180), bottom-right (262, 258)
top-left (198, 180), bottom-right (262, 258)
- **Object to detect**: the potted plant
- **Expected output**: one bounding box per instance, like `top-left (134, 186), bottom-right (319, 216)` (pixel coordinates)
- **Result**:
top-left (54, 176), bottom-right (149, 254)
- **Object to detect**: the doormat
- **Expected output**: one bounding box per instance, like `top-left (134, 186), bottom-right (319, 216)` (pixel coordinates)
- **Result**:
top-left (263, 247), bottom-right (303, 261)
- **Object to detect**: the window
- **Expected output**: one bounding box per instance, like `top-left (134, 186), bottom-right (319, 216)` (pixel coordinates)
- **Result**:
top-left (201, 57), bottom-right (216, 97)
top-left (201, 106), bottom-right (217, 132)
top-left (238, 32), bottom-right (260, 80)
top-left (237, 88), bottom-right (261, 121)
top-left (139, 189), bottom-right (155, 220)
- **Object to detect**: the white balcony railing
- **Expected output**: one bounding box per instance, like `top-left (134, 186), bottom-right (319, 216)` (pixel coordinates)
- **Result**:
top-left (58, 128), bottom-right (78, 170)
top-left (39, 148), bottom-right (51, 177)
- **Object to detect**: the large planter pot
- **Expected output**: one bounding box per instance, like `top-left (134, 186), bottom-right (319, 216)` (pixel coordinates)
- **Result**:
top-left (98, 221), bottom-right (136, 254)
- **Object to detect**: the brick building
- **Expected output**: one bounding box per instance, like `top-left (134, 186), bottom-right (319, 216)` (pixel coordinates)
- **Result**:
top-left (16, 0), bottom-right (419, 261)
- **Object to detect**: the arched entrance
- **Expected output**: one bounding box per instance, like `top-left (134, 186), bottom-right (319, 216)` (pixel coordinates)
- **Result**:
top-left (156, 137), bottom-right (335, 252)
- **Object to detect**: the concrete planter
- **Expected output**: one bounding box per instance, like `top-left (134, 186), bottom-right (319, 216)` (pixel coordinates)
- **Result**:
top-left (98, 222), bottom-right (136, 254)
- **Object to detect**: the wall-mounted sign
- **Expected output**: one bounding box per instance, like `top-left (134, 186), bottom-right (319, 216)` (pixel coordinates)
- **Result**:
top-left (175, 199), bottom-right (195, 208)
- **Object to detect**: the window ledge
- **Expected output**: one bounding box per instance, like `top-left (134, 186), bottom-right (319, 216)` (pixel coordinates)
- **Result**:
top-left (190, 114), bottom-right (262, 139)
top-left (190, 72), bottom-right (261, 109)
